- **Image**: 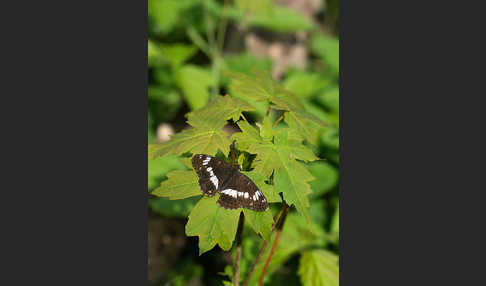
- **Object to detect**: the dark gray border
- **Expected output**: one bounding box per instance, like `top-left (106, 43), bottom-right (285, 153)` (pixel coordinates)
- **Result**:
top-left (1, 0), bottom-right (147, 284)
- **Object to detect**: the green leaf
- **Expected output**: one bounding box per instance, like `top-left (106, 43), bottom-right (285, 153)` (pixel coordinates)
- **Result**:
top-left (186, 95), bottom-right (255, 128)
top-left (186, 195), bottom-right (242, 255)
top-left (149, 196), bottom-right (199, 217)
top-left (248, 5), bottom-right (313, 32)
top-left (307, 161), bottom-right (338, 198)
top-left (148, 0), bottom-right (198, 34)
top-left (233, 124), bottom-right (318, 179)
top-left (148, 127), bottom-right (231, 159)
top-left (160, 43), bottom-right (197, 68)
top-left (283, 71), bottom-right (332, 99)
top-left (222, 53), bottom-right (272, 77)
top-left (235, 0), bottom-right (273, 17)
top-left (274, 159), bottom-right (314, 224)
top-left (244, 212), bottom-right (327, 285)
top-left (298, 250), bottom-right (339, 286)
top-left (148, 0), bottom-right (180, 34)
top-left (320, 127), bottom-right (339, 150)
top-left (256, 115), bottom-right (275, 141)
top-left (224, 69), bottom-right (304, 113)
top-left (148, 155), bottom-right (187, 191)
top-left (206, 1), bottom-right (312, 32)
top-left (151, 170), bottom-right (201, 200)
top-left (330, 204), bottom-right (339, 234)
top-left (231, 120), bottom-right (263, 151)
top-left (224, 70), bottom-right (273, 102)
top-left (317, 85), bottom-right (339, 113)
top-left (148, 40), bottom-right (163, 66)
top-left (311, 34), bottom-right (339, 75)
top-left (175, 65), bottom-right (214, 110)
top-left (285, 111), bottom-right (327, 145)
top-left (243, 208), bottom-right (273, 241)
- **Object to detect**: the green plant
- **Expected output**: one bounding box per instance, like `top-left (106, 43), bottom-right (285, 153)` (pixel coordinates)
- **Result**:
top-left (149, 69), bottom-right (338, 285)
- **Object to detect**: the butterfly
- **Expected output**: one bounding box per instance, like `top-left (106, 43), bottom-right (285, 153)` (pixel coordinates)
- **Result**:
top-left (191, 154), bottom-right (268, 211)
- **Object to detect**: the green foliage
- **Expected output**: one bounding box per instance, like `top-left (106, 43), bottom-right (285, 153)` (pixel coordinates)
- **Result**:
top-left (147, 154), bottom-right (186, 191)
top-left (307, 161), bottom-right (338, 198)
top-left (148, 0), bottom-right (199, 35)
top-left (311, 34), bottom-right (339, 75)
top-left (243, 212), bottom-right (328, 285)
top-left (207, 0), bottom-right (313, 32)
top-left (186, 195), bottom-right (242, 255)
top-left (284, 110), bottom-right (327, 145)
top-left (148, 94), bottom-right (255, 160)
top-left (149, 196), bottom-right (199, 217)
top-left (284, 71), bottom-right (332, 99)
top-left (149, 69), bottom-right (332, 255)
top-left (151, 170), bottom-right (201, 199)
top-left (175, 65), bottom-right (214, 110)
top-left (298, 250), bottom-right (339, 286)
top-left (159, 43), bottom-right (197, 68)
top-left (148, 0), bottom-right (340, 280)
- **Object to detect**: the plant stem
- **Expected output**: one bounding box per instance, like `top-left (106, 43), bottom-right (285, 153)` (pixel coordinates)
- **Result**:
top-left (272, 114), bottom-right (284, 128)
top-left (258, 203), bottom-right (290, 286)
top-left (234, 211), bottom-right (245, 286)
top-left (241, 204), bottom-right (287, 286)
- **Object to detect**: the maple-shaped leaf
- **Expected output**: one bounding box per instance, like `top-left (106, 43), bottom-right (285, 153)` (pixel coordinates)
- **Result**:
top-left (224, 69), bottom-right (304, 112)
top-left (255, 115), bottom-right (275, 141)
top-left (243, 208), bottom-right (273, 241)
top-left (298, 250), bottom-right (339, 286)
top-left (151, 170), bottom-right (202, 200)
top-left (186, 95), bottom-right (255, 128)
top-left (233, 125), bottom-right (317, 222)
top-left (233, 122), bottom-right (276, 178)
top-left (148, 127), bottom-right (231, 159)
top-left (223, 70), bottom-right (273, 101)
top-left (270, 84), bottom-right (305, 111)
top-left (274, 158), bottom-right (314, 224)
top-left (186, 195), bottom-right (242, 255)
top-left (231, 120), bottom-right (263, 151)
top-left (233, 122), bottom-right (318, 179)
top-left (284, 110), bottom-right (328, 146)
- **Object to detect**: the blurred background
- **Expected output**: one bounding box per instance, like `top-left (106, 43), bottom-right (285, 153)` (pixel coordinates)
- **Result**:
top-left (148, 0), bottom-right (339, 285)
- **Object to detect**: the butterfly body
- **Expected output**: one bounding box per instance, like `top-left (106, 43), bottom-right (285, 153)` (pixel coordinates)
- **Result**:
top-left (192, 154), bottom-right (268, 211)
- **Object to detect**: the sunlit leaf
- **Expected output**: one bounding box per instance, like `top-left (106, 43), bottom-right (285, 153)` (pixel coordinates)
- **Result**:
top-left (151, 170), bottom-right (201, 200)
top-left (298, 250), bottom-right (339, 286)
top-left (160, 43), bottom-right (197, 68)
top-left (285, 111), bottom-right (327, 145)
top-left (243, 208), bottom-right (273, 241)
top-left (186, 195), bottom-right (242, 255)
top-left (148, 127), bottom-right (231, 159)
top-left (187, 95), bottom-right (255, 127)
top-left (175, 65), bottom-right (214, 110)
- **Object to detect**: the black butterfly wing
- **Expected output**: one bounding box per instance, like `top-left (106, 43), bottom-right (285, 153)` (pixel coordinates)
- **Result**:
top-left (191, 154), bottom-right (236, 197)
top-left (217, 172), bottom-right (268, 212)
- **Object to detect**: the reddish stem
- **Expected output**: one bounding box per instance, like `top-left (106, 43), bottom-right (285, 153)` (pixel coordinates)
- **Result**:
top-left (257, 203), bottom-right (289, 286)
